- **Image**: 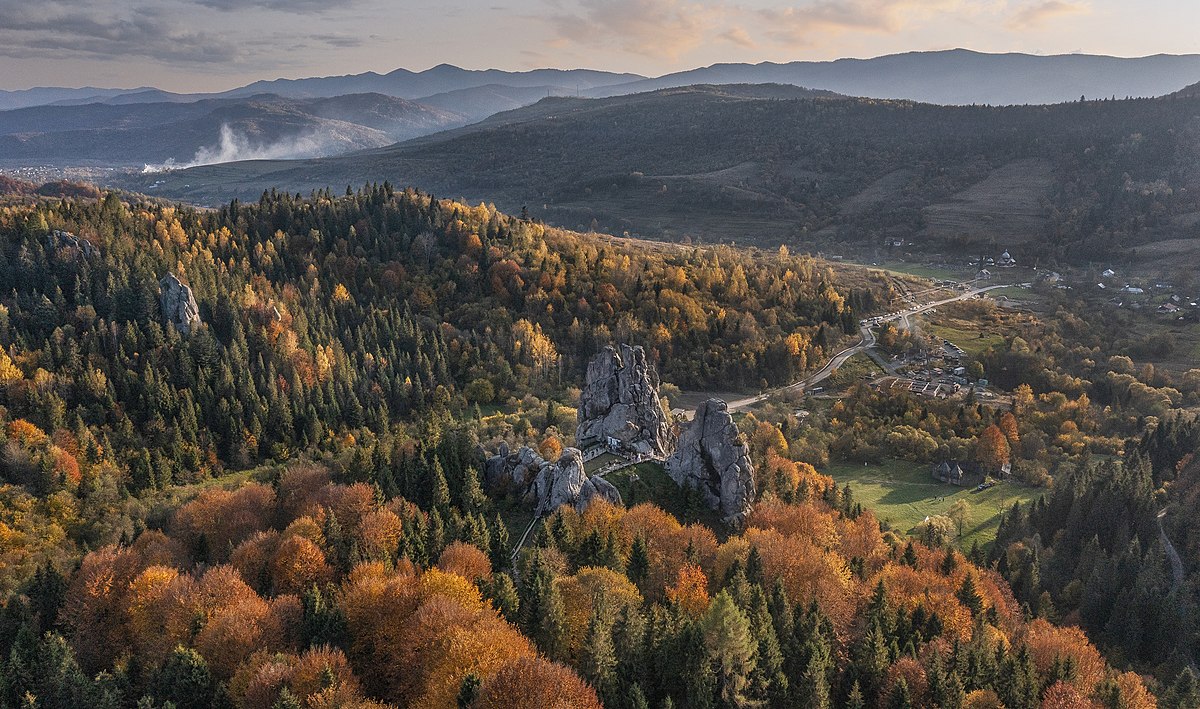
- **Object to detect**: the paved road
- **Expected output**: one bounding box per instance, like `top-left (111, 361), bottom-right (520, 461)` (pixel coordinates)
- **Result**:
top-left (1158, 508), bottom-right (1186, 589)
top-left (721, 283), bottom-right (1014, 413)
top-left (1157, 507), bottom-right (1197, 671)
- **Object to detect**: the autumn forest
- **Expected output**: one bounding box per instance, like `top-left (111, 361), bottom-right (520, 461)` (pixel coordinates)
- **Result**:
top-left (0, 183), bottom-right (1195, 709)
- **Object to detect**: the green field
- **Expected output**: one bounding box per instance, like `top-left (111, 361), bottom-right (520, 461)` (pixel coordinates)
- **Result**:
top-left (826, 352), bottom-right (884, 390)
top-left (821, 459), bottom-right (1043, 549)
top-left (875, 262), bottom-right (968, 281)
top-left (584, 452), bottom-right (621, 474)
top-left (921, 321), bottom-right (1006, 357)
top-left (605, 462), bottom-right (725, 530)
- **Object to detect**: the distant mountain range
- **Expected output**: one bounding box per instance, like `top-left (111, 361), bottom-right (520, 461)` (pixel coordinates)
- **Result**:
top-left (587, 50), bottom-right (1200, 105)
top-left (6, 50), bottom-right (1200, 113)
top-left (118, 83), bottom-right (1200, 263)
top-left (6, 49), bottom-right (1200, 174)
top-left (0, 66), bottom-right (641, 112)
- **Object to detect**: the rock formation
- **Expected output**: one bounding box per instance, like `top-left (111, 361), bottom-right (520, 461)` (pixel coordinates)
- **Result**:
top-left (532, 448), bottom-right (588, 516)
top-left (576, 344), bottom-right (672, 457)
top-left (666, 398), bottom-right (756, 526)
top-left (483, 444), bottom-right (546, 492)
top-left (486, 443), bottom-right (624, 515)
top-left (577, 475), bottom-right (623, 512)
top-left (159, 273), bottom-right (201, 334)
top-left (47, 230), bottom-right (99, 259)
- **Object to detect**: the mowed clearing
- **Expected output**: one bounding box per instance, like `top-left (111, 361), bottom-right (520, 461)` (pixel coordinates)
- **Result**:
top-left (822, 460), bottom-right (1043, 550)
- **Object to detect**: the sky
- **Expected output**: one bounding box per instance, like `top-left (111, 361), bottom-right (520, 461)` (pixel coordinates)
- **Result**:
top-left (2, 0), bottom-right (1199, 92)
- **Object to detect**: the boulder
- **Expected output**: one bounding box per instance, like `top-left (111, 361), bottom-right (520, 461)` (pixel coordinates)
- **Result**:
top-left (666, 398), bottom-right (756, 526)
top-left (159, 273), bottom-right (201, 334)
top-left (577, 475), bottom-right (623, 512)
top-left (576, 344), bottom-right (672, 457)
top-left (533, 448), bottom-right (588, 516)
top-left (483, 445), bottom-right (545, 492)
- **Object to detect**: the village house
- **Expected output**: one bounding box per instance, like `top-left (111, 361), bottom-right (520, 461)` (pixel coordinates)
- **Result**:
top-left (932, 460), bottom-right (966, 485)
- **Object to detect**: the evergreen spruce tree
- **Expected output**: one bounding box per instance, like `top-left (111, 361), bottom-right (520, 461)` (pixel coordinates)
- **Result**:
top-left (273, 688), bottom-right (303, 709)
top-left (154, 647), bottom-right (218, 709)
top-left (628, 535), bottom-right (650, 587)
top-left (702, 591), bottom-right (757, 708)
top-left (581, 606), bottom-right (618, 704)
top-left (957, 574), bottom-right (984, 616)
top-left (518, 552), bottom-right (567, 659)
top-left (887, 678), bottom-right (913, 709)
top-left (456, 674), bottom-right (481, 708)
top-left (488, 513), bottom-right (510, 569)
top-left (846, 681), bottom-right (866, 709)
top-left (1165, 667), bottom-right (1200, 709)
top-left (459, 463), bottom-right (487, 513)
top-left (483, 572), bottom-right (520, 623)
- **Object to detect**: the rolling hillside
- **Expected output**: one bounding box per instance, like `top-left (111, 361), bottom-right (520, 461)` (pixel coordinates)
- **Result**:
top-left (122, 84), bottom-right (1200, 261)
top-left (0, 93), bottom-right (464, 166)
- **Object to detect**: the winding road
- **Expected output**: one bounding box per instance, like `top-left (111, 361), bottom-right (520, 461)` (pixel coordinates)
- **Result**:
top-left (1158, 508), bottom-right (1186, 589)
top-left (721, 282), bottom-right (1016, 413)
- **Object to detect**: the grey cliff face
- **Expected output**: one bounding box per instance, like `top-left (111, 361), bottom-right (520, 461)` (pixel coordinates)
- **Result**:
top-left (484, 445), bottom-right (546, 492)
top-left (576, 344), bottom-right (672, 457)
top-left (486, 443), bottom-right (623, 515)
top-left (666, 398), bottom-right (756, 526)
top-left (533, 448), bottom-right (588, 516)
top-left (159, 273), bottom-right (201, 334)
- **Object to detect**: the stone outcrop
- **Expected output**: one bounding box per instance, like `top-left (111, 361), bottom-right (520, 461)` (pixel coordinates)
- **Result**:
top-left (577, 475), bottom-right (623, 512)
top-left (483, 444), bottom-right (546, 492)
top-left (159, 273), bottom-right (201, 334)
top-left (576, 344), bottom-right (672, 457)
top-left (666, 398), bottom-right (756, 526)
top-left (486, 443), bottom-right (624, 515)
top-left (47, 230), bottom-right (99, 259)
top-left (532, 448), bottom-right (588, 516)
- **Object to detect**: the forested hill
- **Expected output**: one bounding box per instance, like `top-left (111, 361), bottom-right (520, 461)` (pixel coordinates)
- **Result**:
top-left (0, 190), bottom-right (1171, 708)
top-left (0, 186), bottom-right (873, 508)
top-left (126, 85), bottom-right (1200, 262)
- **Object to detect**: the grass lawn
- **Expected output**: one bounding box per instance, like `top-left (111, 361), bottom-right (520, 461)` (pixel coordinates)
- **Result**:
top-left (921, 321), bottom-right (1006, 357)
top-left (875, 262), bottom-right (968, 281)
top-left (584, 452), bottom-right (621, 474)
top-left (987, 286), bottom-right (1038, 300)
top-left (826, 353), bottom-right (884, 391)
top-left (605, 462), bottom-right (725, 531)
top-left (821, 459), bottom-right (1044, 550)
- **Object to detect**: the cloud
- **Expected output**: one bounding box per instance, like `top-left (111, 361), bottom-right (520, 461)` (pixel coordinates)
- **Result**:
top-left (544, 0), bottom-right (727, 60)
top-left (1006, 0), bottom-right (1088, 29)
top-left (0, 0), bottom-right (376, 71)
top-left (719, 26), bottom-right (756, 49)
top-left (190, 0), bottom-right (356, 12)
top-left (540, 0), bottom-right (1000, 62)
top-left (0, 0), bottom-right (246, 64)
top-left (757, 0), bottom-right (965, 44)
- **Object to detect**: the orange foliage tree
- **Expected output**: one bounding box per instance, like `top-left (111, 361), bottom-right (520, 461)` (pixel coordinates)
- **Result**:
top-left (473, 656), bottom-right (602, 709)
top-left (666, 563), bottom-right (710, 619)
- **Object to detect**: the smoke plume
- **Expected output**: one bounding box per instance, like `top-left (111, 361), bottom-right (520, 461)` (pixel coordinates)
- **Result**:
top-left (142, 124), bottom-right (339, 173)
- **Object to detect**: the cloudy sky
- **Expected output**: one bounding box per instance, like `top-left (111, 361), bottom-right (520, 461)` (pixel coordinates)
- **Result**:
top-left (2, 0), bottom-right (1198, 91)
